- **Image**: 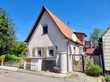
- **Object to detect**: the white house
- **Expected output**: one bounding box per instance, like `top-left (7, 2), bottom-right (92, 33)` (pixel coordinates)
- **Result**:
top-left (25, 6), bottom-right (86, 73)
top-left (102, 27), bottom-right (110, 71)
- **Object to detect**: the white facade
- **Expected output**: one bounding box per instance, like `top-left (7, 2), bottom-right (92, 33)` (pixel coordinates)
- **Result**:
top-left (28, 12), bottom-right (67, 57)
top-left (102, 28), bottom-right (110, 71)
top-left (25, 9), bottom-right (84, 73)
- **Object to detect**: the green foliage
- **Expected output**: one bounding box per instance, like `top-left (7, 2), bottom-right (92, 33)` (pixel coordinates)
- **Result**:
top-left (86, 64), bottom-right (102, 76)
top-left (90, 28), bottom-right (103, 48)
top-left (7, 41), bottom-right (27, 62)
top-left (0, 55), bottom-right (6, 65)
top-left (105, 76), bottom-right (110, 82)
top-left (0, 8), bottom-right (27, 63)
top-left (0, 55), bottom-right (5, 59)
top-left (0, 55), bottom-right (5, 61)
top-left (6, 54), bottom-right (23, 62)
top-left (11, 41), bottom-right (27, 57)
top-left (6, 54), bottom-right (17, 62)
top-left (0, 8), bottom-right (16, 55)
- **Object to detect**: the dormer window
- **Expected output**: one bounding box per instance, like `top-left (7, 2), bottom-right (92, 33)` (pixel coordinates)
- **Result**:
top-left (43, 25), bottom-right (48, 34)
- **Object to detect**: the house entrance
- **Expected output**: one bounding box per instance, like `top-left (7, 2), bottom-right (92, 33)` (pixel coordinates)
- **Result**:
top-left (42, 60), bottom-right (56, 72)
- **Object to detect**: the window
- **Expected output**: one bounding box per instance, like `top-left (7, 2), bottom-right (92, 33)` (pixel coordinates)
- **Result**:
top-left (43, 25), bottom-right (48, 34)
top-left (49, 49), bottom-right (54, 56)
top-left (38, 48), bottom-right (41, 56)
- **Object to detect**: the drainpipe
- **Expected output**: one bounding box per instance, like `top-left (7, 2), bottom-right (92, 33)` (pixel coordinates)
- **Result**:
top-left (99, 38), bottom-right (105, 75)
top-left (67, 39), bottom-right (69, 72)
top-left (101, 43), bottom-right (105, 75)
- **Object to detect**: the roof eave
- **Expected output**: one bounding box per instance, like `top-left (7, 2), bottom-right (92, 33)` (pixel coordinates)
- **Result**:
top-left (25, 7), bottom-right (46, 42)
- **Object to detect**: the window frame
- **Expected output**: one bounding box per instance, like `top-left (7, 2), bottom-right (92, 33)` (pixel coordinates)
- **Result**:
top-left (48, 47), bottom-right (55, 57)
top-left (49, 49), bottom-right (54, 56)
top-left (37, 48), bottom-right (42, 57)
top-left (43, 25), bottom-right (48, 34)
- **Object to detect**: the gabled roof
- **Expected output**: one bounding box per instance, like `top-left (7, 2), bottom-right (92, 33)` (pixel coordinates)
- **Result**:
top-left (102, 27), bottom-right (110, 37)
top-left (25, 6), bottom-right (82, 44)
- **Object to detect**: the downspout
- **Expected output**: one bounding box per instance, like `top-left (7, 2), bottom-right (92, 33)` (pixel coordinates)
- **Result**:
top-left (101, 42), bottom-right (105, 75)
top-left (67, 39), bottom-right (69, 72)
top-left (99, 38), bottom-right (105, 75)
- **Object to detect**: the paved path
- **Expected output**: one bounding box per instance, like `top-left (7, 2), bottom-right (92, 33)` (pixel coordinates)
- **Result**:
top-left (0, 70), bottom-right (76, 82)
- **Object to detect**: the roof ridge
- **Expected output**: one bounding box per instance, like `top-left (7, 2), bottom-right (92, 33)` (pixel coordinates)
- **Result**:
top-left (44, 8), bottom-right (82, 44)
top-left (45, 7), bottom-right (74, 31)
top-left (25, 6), bottom-right (82, 44)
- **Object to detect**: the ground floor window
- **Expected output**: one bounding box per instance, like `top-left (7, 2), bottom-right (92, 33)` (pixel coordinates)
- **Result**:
top-left (48, 47), bottom-right (55, 57)
top-left (37, 48), bottom-right (42, 57)
top-left (32, 47), bottom-right (55, 57)
top-left (49, 49), bottom-right (54, 56)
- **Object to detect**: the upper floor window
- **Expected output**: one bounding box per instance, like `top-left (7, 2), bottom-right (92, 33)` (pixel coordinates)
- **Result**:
top-left (43, 25), bottom-right (48, 34)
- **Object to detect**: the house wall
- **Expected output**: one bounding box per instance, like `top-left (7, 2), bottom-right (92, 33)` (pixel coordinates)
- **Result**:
top-left (31, 59), bottom-right (42, 71)
top-left (102, 28), bottom-right (110, 71)
top-left (28, 12), bottom-right (68, 57)
top-left (26, 10), bottom-right (84, 73)
top-left (27, 11), bottom-right (70, 73)
top-left (68, 41), bottom-right (84, 72)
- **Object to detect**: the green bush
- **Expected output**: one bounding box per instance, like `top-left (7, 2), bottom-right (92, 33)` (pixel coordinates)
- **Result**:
top-left (6, 54), bottom-right (22, 62)
top-left (85, 64), bottom-right (102, 76)
top-left (105, 76), bottom-right (110, 82)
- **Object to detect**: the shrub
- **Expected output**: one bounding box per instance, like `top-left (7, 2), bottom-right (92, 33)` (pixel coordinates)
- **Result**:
top-left (85, 64), bottom-right (102, 76)
top-left (6, 54), bottom-right (22, 62)
top-left (105, 76), bottom-right (110, 82)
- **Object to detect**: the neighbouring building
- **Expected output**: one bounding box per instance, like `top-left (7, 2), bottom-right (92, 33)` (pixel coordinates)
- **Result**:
top-left (24, 6), bottom-right (86, 73)
top-left (84, 39), bottom-right (104, 72)
top-left (102, 27), bottom-right (110, 72)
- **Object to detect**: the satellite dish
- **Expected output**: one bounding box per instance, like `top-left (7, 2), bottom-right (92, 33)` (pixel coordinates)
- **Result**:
top-left (75, 56), bottom-right (80, 61)
top-left (72, 34), bottom-right (77, 42)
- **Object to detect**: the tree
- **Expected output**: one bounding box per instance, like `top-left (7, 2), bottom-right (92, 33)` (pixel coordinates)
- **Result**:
top-left (0, 8), bottom-right (16, 55)
top-left (11, 41), bottom-right (27, 57)
top-left (90, 28), bottom-right (103, 48)
top-left (6, 41), bottom-right (27, 67)
top-left (7, 41), bottom-right (27, 62)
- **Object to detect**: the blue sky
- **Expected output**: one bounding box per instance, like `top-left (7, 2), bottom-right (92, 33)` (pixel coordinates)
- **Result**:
top-left (0, 0), bottom-right (110, 41)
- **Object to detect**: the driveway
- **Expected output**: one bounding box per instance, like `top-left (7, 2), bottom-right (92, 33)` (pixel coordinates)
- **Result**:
top-left (0, 70), bottom-right (75, 82)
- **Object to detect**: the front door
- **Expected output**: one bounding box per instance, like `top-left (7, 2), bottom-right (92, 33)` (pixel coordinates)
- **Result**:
top-left (42, 60), bottom-right (56, 72)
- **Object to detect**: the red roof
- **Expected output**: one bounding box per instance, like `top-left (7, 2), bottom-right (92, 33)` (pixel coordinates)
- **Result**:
top-left (25, 6), bottom-right (82, 44)
top-left (74, 32), bottom-right (86, 44)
